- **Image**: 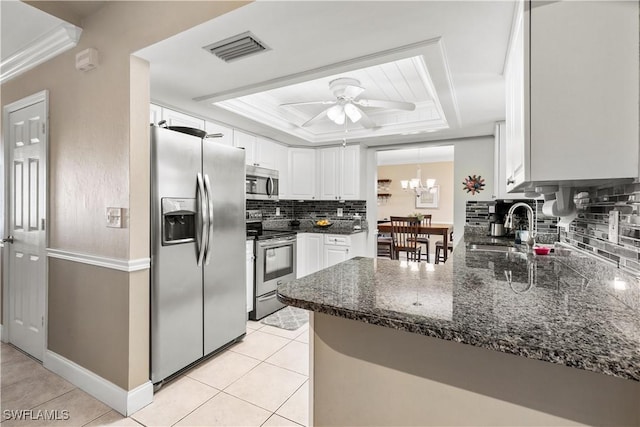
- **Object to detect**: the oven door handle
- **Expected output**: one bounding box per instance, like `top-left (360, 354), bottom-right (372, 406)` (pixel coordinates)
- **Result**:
top-left (257, 291), bottom-right (279, 302)
top-left (258, 237), bottom-right (296, 248)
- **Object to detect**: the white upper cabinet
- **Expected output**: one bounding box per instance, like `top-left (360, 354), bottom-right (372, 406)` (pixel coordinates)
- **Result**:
top-left (319, 147), bottom-right (340, 200)
top-left (204, 121), bottom-right (234, 147)
top-left (150, 104), bottom-right (162, 125)
top-left (319, 145), bottom-right (362, 200)
top-left (271, 143), bottom-right (289, 198)
top-left (255, 136), bottom-right (280, 170)
top-left (505, 1), bottom-right (639, 192)
top-left (288, 148), bottom-right (317, 200)
top-left (234, 130), bottom-right (257, 166)
top-left (161, 107), bottom-right (205, 130)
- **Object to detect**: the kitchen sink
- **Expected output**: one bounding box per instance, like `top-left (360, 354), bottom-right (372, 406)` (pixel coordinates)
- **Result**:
top-left (468, 244), bottom-right (517, 253)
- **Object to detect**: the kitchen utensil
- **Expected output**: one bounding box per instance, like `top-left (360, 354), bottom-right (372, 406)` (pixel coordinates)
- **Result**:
top-left (534, 246), bottom-right (551, 255)
top-left (489, 223), bottom-right (505, 237)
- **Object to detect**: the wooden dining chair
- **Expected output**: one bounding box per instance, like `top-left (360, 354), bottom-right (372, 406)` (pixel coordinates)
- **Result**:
top-left (389, 216), bottom-right (422, 261)
top-left (408, 215), bottom-right (432, 262)
top-left (435, 230), bottom-right (454, 264)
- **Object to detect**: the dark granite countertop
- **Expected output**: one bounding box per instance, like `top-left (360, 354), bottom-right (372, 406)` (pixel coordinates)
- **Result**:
top-left (263, 219), bottom-right (367, 235)
top-left (278, 237), bottom-right (640, 382)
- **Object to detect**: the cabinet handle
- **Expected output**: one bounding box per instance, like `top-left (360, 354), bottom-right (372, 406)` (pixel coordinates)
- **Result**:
top-left (507, 178), bottom-right (515, 185)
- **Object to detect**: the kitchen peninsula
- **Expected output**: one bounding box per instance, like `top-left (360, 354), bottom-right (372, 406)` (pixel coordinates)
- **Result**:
top-left (278, 241), bottom-right (640, 426)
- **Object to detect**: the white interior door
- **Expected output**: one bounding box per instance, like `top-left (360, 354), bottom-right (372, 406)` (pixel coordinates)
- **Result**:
top-left (4, 94), bottom-right (47, 361)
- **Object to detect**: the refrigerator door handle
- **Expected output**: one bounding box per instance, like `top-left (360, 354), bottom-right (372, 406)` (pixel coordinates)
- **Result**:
top-left (196, 173), bottom-right (209, 266)
top-left (204, 174), bottom-right (214, 265)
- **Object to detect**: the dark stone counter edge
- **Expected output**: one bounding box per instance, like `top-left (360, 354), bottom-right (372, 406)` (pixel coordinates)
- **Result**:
top-left (277, 293), bottom-right (640, 383)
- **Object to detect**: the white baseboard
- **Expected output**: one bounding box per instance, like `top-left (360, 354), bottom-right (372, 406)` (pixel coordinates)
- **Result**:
top-left (0, 324), bottom-right (5, 342)
top-left (43, 350), bottom-right (153, 416)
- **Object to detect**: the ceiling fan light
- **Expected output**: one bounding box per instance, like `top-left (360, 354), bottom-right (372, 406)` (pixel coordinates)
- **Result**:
top-left (327, 105), bottom-right (345, 125)
top-left (344, 103), bottom-right (362, 123)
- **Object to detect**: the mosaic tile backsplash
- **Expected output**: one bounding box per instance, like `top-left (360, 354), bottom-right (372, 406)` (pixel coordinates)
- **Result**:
top-left (246, 199), bottom-right (366, 220)
top-left (465, 200), bottom-right (559, 235)
top-left (560, 181), bottom-right (640, 276)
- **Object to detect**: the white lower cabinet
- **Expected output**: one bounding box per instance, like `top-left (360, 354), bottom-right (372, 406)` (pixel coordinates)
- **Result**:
top-left (246, 240), bottom-right (254, 313)
top-left (324, 235), bottom-right (351, 268)
top-left (297, 232), bottom-right (367, 277)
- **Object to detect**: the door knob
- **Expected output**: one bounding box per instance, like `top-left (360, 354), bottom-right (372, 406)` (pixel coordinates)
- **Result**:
top-left (2, 235), bottom-right (14, 244)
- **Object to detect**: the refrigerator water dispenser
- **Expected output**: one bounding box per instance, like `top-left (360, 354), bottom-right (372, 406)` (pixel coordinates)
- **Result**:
top-left (161, 198), bottom-right (196, 245)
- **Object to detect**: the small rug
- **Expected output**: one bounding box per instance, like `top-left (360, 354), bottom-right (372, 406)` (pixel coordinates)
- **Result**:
top-left (260, 306), bottom-right (309, 330)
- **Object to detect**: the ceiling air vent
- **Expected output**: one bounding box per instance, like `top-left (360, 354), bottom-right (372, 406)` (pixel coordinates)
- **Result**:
top-left (203, 32), bottom-right (270, 63)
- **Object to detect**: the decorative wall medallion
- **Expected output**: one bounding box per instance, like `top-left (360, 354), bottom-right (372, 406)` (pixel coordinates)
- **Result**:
top-left (462, 175), bottom-right (485, 195)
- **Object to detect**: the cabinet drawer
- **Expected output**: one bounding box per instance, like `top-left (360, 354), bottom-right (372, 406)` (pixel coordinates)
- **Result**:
top-left (324, 234), bottom-right (351, 246)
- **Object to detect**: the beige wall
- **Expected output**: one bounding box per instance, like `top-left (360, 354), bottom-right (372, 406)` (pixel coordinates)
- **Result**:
top-left (313, 312), bottom-right (640, 426)
top-left (377, 161), bottom-right (454, 223)
top-left (1, 1), bottom-right (249, 389)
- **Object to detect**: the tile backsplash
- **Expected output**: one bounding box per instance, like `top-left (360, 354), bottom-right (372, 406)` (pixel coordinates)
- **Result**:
top-left (560, 181), bottom-right (640, 276)
top-left (246, 199), bottom-right (366, 220)
top-left (465, 200), bottom-right (559, 235)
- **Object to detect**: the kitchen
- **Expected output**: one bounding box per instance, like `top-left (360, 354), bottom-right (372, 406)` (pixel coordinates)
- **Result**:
top-left (1, 1), bottom-right (639, 426)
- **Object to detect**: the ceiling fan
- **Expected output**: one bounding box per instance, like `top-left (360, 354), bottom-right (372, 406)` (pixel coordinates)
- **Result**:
top-left (280, 77), bottom-right (416, 129)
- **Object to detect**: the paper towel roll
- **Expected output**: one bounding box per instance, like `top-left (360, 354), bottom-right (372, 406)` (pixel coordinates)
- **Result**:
top-left (542, 200), bottom-right (558, 217)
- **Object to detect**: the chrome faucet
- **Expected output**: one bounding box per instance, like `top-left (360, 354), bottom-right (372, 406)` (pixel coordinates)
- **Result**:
top-left (504, 202), bottom-right (537, 247)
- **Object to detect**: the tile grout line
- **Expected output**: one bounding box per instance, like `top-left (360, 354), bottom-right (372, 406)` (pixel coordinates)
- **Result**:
top-left (270, 379), bottom-right (310, 427)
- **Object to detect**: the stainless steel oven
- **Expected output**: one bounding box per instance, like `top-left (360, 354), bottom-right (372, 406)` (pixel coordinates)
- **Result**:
top-left (246, 165), bottom-right (278, 201)
top-left (252, 233), bottom-right (297, 320)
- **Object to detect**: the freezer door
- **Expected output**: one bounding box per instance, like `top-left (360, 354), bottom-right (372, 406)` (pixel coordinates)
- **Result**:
top-left (150, 126), bottom-right (204, 383)
top-left (202, 141), bottom-right (247, 355)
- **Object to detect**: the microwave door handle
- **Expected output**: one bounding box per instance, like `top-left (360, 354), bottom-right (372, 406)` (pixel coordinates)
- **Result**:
top-left (196, 173), bottom-right (208, 267)
top-left (266, 177), bottom-right (273, 198)
top-left (204, 174), bottom-right (214, 265)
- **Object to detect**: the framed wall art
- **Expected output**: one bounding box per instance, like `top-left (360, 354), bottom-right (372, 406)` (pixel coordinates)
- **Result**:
top-left (416, 185), bottom-right (439, 209)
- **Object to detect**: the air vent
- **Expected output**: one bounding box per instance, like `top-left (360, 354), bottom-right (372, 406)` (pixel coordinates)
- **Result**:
top-left (203, 32), bottom-right (270, 63)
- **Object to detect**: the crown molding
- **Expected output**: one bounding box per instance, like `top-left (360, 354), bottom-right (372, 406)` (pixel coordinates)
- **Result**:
top-left (1, 23), bottom-right (82, 84)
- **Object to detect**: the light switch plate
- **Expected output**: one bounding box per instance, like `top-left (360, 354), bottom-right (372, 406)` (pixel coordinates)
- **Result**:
top-left (337, 208), bottom-right (343, 217)
top-left (275, 207), bottom-right (281, 216)
top-left (106, 207), bottom-right (123, 228)
top-left (608, 210), bottom-right (619, 244)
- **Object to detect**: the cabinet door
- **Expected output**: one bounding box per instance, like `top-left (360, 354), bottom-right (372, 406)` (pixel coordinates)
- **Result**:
top-left (246, 241), bottom-right (254, 313)
top-left (296, 234), bottom-right (307, 278)
top-left (504, 1), bottom-right (526, 192)
top-left (305, 234), bottom-right (324, 275)
top-left (205, 121), bottom-right (234, 147)
top-left (161, 108), bottom-right (205, 130)
top-left (234, 130), bottom-right (257, 166)
top-left (255, 137), bottom-right (277, 169)
top-left (289, 148), bottom-right (317, 200)
top-left (529, 1), bottom-right (638, 181)
top-left (150, 104), bottom-right (162, 125)
top-left (324, 246), bottom-right (349, 268)
top-left (319, 147), bottom-right (340, 200)
top-left (273, 143), bottom-right (289, 198)
top-left (340, 145), bottom-right (361, 200)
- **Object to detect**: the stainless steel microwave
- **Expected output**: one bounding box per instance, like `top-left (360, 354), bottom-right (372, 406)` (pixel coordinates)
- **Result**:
top-left (246, 165), bottom-right (279, 201)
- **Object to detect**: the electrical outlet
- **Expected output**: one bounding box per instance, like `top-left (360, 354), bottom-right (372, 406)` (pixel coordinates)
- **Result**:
top-left (275, 207), bottom-right (281, 216)
top-left (337, 208), bottom-right (343, 217)
top-left (608, 210), bottom-right (619, 244)
top-left (106, 207), bottom-right (122, 228)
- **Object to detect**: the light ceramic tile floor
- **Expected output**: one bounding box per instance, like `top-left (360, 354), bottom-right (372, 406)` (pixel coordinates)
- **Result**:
top-left (0, 320), bottom-right (310, 427)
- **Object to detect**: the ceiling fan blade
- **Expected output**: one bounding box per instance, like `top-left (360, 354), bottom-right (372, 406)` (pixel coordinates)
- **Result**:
top-left (280, 100), bottom-right (336, 107)
top-left (301, 108), bottom-right (329, 127)
top-left (342, 85), bottom-right (365, 99)
top-left (353, 107), bottom-right (377, 129)
top-left (354, 99), bottom-right (416, 111)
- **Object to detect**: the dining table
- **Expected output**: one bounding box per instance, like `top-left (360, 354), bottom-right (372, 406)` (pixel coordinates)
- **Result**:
top-left (377, 222), bottom-right (454, 263)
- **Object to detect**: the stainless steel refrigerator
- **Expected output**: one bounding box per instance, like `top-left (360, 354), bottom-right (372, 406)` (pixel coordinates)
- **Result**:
top-left (150, 125), bottom-right (246, 384)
